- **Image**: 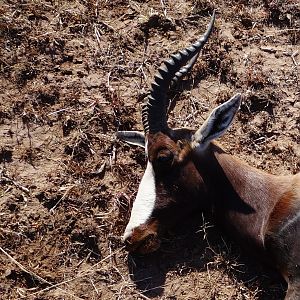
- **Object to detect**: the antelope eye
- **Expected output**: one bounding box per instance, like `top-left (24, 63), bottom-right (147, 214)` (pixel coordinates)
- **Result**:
top-left (156, 149), bottom-right (174, 164)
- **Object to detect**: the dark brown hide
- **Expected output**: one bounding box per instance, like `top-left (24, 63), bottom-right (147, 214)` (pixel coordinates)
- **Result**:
top-left (150, 133), bottom-right (209, 228)
top-left (125, 134), bottom-right (300, 294)
top-left (193, 143), bottom-right (291, 255)
top-left (126, 132), bottom-right (207, 253)
top-left (264, 174), bottom-right (300, 285)
top-left (267, 176), bottom-right (300, 232)
top-left (125, 220), bottom-right (161, 254)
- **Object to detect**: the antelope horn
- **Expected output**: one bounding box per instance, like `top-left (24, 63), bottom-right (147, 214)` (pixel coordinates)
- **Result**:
top-left (142, 10), bottom-right (216, 134)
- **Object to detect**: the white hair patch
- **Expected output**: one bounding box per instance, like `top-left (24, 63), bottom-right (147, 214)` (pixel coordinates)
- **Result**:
top-left (123, 161), bottom-right (156, 241)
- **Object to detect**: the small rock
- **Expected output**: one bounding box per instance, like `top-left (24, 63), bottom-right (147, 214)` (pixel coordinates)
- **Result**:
top-left (294, 101), bottom-right (300, 109)
top-left (83, 74), bottom-right (101, 89)
top-left (260, 46), bottom-right (276, 54)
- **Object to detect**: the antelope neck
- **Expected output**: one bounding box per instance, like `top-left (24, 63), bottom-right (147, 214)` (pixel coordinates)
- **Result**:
top-left (193, 143), bottom-right (281, 251)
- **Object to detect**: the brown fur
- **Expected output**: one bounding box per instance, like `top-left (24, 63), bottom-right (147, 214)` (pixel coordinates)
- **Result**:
top-left (267, 174), bottom-right (300, 232)
top-left (268, 190), bottom-right (295, 231)
top-left (124, 132), bottom-right (300, 299)
top-left (125, 220), bottom-right (160, 253)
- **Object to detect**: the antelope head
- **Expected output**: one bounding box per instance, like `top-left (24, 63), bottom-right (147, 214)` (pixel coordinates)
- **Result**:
top-left (117, 11), bottom-right (242, 254)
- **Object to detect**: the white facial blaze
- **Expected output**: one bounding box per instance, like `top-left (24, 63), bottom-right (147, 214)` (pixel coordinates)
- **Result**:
top-left (123, 161), bottom-right (156, 241)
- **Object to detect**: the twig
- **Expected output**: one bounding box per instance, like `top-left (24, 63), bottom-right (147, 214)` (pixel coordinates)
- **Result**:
top-left (291, 50), bottom-right (299, 66)
top-left (110, 145), bottom-right (116, 167)
top-left (107, 70), bottom-right (112, 90)
top-left (95, 0), bottom-right (99, 18)
top-left (99, 20), bottom-right (115, 32)
top-left (30, 247), bottom-right (124, 296)
top-left (260, 46), bottom-right (276, 54)
top-left (90, 162), bottom-right (106, 176)
top-left (134, 290), bottom-right (152, 300)
top-left (136, 42), bottom-right (148, 83)
top-left (0, 247), bottom-right (83, 300)
top-left (266, 28), bottom-right (300, 33)
top-left (49, 184), bottom-right (76, 213)
top-left (47, 108), bottom-right (71, 116)
top-left (160, 0), bottom-right (167, 18)
top-left (94, 24), bottom-right (101, 47)
top-left (89, 277), bottom-right (99, 295)
top-left (0, 247), bottom-right (51, 285)
top-left (0, 173), bottom-right (30, 194)
top-left (196, 213), bottom-right (214, 241)
top-left (117, 284), bottom-right (124, 300)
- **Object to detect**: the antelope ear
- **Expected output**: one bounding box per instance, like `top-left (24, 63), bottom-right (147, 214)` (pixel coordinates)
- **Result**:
top-left (116, 131), bottom-right (145, 148)
top-left (192, 94), bottom-right (241, 149)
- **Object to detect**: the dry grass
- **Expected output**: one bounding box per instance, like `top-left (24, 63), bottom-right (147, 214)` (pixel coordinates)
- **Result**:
top-left (0, 0), bottom-right (299, 299)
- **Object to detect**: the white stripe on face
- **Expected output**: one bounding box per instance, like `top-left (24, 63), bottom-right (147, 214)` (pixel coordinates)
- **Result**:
top-left (123, 161), bottom-right (156, 241)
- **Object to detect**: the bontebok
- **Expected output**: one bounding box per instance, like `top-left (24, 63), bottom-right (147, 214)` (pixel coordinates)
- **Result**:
top-left (117, 11), bottom-right (300, 299)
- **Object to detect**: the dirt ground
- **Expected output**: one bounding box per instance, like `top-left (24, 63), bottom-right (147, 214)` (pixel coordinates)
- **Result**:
top-left (0, 0), bottom-right (299, 299)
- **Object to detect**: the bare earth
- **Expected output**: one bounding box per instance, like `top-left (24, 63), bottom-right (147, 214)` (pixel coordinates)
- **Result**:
top-left (0, 1), bottom-right (299, 299)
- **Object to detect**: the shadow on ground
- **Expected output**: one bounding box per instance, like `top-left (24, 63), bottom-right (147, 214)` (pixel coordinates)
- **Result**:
top-left (127, 214), bottom-right (286, 299)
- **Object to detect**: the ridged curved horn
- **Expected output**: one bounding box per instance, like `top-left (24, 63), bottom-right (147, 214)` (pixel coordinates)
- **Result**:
top-left (170, 51), bottom-right (200, 88)
top-left (142, 10), bottom-right (216, 134)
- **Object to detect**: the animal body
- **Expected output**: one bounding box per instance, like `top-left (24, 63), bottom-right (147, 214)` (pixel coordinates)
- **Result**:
top-left (117, 11), bottom-right (300, 299)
